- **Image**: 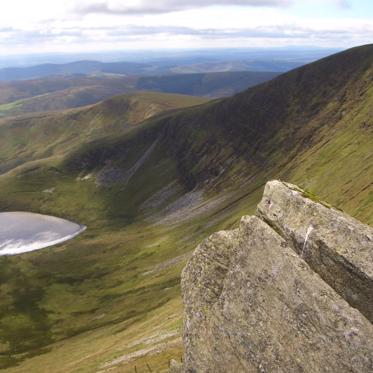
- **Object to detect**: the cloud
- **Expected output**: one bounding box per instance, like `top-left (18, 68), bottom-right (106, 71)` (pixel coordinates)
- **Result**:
top-left (3, 22), bottom-right (372, 48)
top-left (0, 27), bottom-right (85, 46)
top-left (106, 24), bottom-right (373, 44)
top-left (1, 1), bottom-right (372, 54)
top-left (75, 0), bottom-right (293, 16)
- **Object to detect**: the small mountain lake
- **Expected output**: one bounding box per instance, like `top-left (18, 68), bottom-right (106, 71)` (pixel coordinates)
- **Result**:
top-left (0, 212), bottom-right (86, 256)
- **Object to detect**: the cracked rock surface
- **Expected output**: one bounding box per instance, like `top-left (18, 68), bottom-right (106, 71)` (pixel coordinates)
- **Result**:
top-left (180, 180), bottom-right (373, 373)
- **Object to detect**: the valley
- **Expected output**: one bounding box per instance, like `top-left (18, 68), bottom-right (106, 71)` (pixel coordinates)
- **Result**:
top-left (0, 44), bottom-right (372, 372)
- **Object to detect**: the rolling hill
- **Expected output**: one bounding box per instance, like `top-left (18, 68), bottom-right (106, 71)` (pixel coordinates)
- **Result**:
top-left (0, 56), bottom-right (303, 83)
top-left (0, 48), bottom-right (334, 81)
top-left (0, 91), bottom-right (209, 175)
top-left (0, 61), bottom-right (151, 81)
top-left (0, 44), bottom-right (372, 372)
top-left (0, 71), bottom-right (278, 118)
top-left (0, 75), bottom-right (133, 104)
top-left (0, 75), bottom-right (138, 117)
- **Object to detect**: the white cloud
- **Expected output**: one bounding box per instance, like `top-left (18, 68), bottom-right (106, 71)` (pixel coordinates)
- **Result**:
top-left (0, 0), bottom-right (371, 54)
top-left (73, 0), bottom-right (292, 15)
top-left (2, 21), bottom-right (372, 54)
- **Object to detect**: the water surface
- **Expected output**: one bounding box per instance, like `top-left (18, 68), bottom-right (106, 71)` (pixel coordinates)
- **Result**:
top-left (0, 212), bottom-right (86, 255)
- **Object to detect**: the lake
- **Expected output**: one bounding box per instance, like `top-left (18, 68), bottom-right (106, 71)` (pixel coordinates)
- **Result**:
top-left (0, 212), bottom-right (86, 255)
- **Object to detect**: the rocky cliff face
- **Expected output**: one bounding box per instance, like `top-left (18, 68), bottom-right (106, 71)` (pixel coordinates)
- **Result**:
top-left (180, 181), bottom-right (373, 373)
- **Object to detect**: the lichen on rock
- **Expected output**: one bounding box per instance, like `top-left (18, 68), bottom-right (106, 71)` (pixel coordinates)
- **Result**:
top-left (257, 180), bottom-right (373, 322)
top-left (179, 180), bottom-right (373, 373)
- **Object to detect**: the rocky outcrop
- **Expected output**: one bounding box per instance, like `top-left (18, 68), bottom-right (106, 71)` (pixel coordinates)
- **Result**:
top-left (180, 181), bottom-right (373, 373)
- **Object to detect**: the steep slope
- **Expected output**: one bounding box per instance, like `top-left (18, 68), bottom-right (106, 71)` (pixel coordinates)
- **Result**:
top-left (0, 45), bottom-right (372, 372)
top-left (152, 43), bottom-right (373, 223)
top-left (61, 44), bottom-right (373, 222)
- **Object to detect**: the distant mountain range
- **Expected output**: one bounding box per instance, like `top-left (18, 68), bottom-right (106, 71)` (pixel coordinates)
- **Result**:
top-left (0, 49), bottom-right (328, 81)
top-left (0, 60), bottom-right (151, 81)
top-left (0, 71), bottom-right (279, 117)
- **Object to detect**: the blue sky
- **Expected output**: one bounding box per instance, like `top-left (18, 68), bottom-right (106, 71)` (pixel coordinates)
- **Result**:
top-left (0, 0), bottom-right (372, 54)
top-left (290, 0), bottom-right (373, 18)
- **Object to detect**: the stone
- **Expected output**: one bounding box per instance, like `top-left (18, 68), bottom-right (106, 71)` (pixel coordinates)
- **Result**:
top-left (169, 359), bottom-right (183, 373)
top-left (180, 181), bottom-right (373, 373)
top-left (257, 180), bottom-right (373, 322)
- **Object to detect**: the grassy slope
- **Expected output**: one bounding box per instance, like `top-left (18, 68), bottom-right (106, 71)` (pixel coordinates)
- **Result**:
top-left (0, 45), bottom-right (372, 372)
top-left (0, 92), bottom-right (209, 175)
top-left (155, 44), bottom-right (373, 223)
top-left (0, 129), bottom-right (223, 372)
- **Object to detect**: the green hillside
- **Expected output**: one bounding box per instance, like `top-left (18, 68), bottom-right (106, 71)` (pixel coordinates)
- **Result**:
top-left (0, 91), bottom-right (209, 175)
top-left (0, 45), bottom-right (372, 372)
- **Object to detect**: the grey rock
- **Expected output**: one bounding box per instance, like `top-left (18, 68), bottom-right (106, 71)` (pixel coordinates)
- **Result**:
top-left (257, 180), bottom-right (373, 322)
top-left (181, 181), bottom-right (373, 373)
top-left (169, 359), bottom-right (183, 373)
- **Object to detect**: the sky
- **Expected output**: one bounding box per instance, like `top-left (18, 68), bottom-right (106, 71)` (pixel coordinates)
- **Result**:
top-left (0, 0), bottom-right (372, 54)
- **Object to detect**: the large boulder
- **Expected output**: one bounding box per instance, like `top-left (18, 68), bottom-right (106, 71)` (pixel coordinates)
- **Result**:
top-left (180, 181), bottom-right (373, 373)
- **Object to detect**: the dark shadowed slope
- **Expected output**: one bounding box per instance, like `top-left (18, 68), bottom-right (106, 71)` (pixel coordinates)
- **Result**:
top-left (136, 71), bottom-right (279, 97)
top-left (148, 44), bottom-right (373, 222)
